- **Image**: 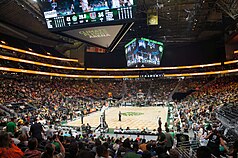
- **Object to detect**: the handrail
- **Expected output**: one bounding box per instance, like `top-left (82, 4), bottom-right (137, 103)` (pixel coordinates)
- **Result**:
top-left (0, 66), bottom-right (139, 79)
top-left (0, 44), bottom-right (229, 71)
top-left (0, 44), bottom-right (78, 62)
top-left (0, 54), bottom-right (84, 70)
top-left (0, 44), bottom-right (238, 72)
top-left (0, 53), bottom-right (223, 71)
top-left (0, 67), bottom-right (238, 78)
top-left (164, 68), bottom-right (238, 77)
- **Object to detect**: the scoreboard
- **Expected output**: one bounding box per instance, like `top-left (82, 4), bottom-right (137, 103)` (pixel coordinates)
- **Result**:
top-left (40, 0), bottom-right (136, 31)
top-left (125, 38), bottom-right (164, 67)
top-left (45, 7), bottom-right (135, 29)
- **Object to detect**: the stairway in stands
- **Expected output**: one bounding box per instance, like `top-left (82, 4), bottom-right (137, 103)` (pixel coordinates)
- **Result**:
top-left (169, 79), bottom-right (183, 101)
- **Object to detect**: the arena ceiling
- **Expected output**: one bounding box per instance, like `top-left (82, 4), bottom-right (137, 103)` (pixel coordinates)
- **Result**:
top-left (119, 0), bottom-right (238, 47)
top-left (0, 0), bottom-right (237, 50)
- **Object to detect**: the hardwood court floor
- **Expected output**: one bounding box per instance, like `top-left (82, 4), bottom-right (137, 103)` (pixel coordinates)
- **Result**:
top-left (67, 106), bottom-right (168, 130)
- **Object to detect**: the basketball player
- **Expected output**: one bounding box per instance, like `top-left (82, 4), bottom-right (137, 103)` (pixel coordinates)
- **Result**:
top-left (119, 111), bottom-right (121, 121)
top-left (112, 0), bottom-right (120, 8)
top-left (80, 0), bottom-right (88, 12)
top-left (158, 117), bottom-right (162, 128)
top-left (128, 0), bottom-right (133, 5)
top-left (70, 4), bottom-right (75, 13)
top-left (73, 0), bottom-right (81, 13)
top-left (81, 111), bottom-right (84, 124)
top-left (123, 0), bottom-right (132, 6)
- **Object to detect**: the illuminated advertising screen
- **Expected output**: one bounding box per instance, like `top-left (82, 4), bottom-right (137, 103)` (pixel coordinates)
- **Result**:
top-left (86, 45), bottom-right (106, 53)
top-left (125, 38), bottom-right (164, 67)
top-left (39, 0), bottom-right (136, 30)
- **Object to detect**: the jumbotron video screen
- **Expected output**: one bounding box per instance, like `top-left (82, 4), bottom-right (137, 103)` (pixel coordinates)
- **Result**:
top-left (125, 38), bottom-right (164, 67)
top-left (39, 0), bottom-right (136, 30)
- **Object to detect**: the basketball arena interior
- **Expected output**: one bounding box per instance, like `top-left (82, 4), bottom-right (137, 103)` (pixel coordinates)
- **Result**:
top-left (0, 0), bottom-right (238, 158)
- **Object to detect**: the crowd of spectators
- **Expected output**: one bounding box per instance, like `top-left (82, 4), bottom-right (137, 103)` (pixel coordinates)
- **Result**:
top-left (0, 77), bottom-right (125, 127)
top-left (125, 80), bottom-right (151, 96)
top-left (123, 79), bottom-right (178, 103)
top-left (0, 48), bottom-right (237, 157)
top-left (0, 78), bottom-right (123, 103)
top-left (176, 77), bottom-right (212, 93)
top-left (1, 125), bottom-right (181, 158)
top-left (150, 79), bottom-right (178, 101)
top-left (170, 75), bottom-right (238, 157)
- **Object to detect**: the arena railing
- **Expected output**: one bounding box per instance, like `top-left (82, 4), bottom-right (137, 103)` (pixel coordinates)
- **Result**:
top-left (1, 45), bottom-right (238, 78)
top-left (0, 66), bottom-right (238, 78)
top-left (175, 141), bottom-right (219, 158)
top-left (175, 148), bottom-right (218, 158)
top-left (0, 44), bottom-right (78, 62)
top-left (0, 54), bottom-right (85, 70)
top-left (2, 51), bottom-right (234, 72)
top-left (1, 44), bottom-right (238, 72)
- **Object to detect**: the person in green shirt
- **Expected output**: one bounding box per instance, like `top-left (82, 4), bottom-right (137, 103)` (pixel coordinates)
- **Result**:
top-left (6, 118), bottom-right (16, 135)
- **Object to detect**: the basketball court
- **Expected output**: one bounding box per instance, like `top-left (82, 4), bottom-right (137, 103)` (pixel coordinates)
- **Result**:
top-left (67, 106), bottom-right (168, 130)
